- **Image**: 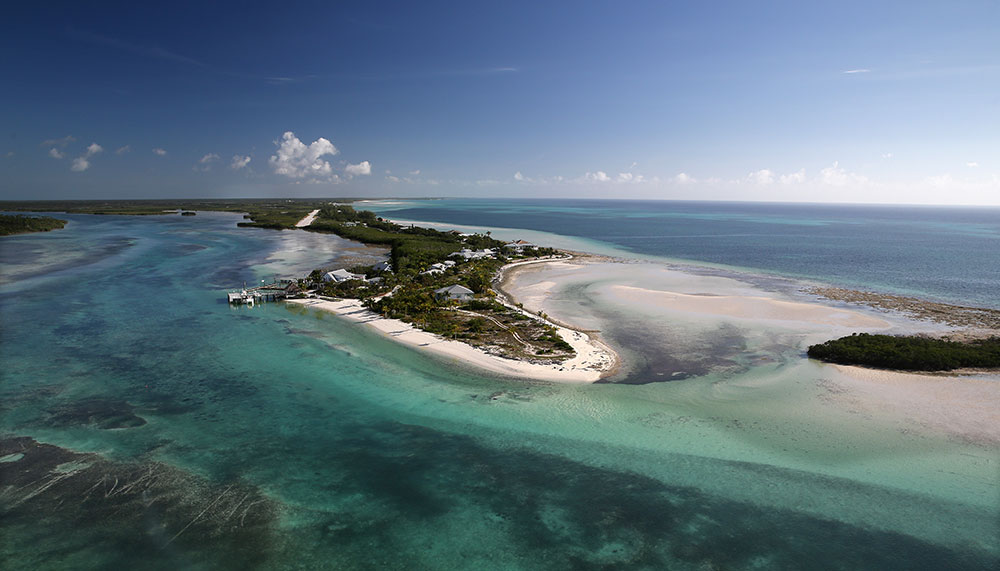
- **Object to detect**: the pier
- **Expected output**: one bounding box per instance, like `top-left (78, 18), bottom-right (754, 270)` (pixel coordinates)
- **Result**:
top-left (227, 279), bottom-right (300, 305)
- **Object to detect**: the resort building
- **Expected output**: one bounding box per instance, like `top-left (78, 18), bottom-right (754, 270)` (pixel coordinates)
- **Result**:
top-left (434, 284), bottom-right (474, 302)
top-left (504, 240), bottom-right (536, 253)
top-left (373, 260), bottom-right (393, 272)
top-left (323, 269), bottom-right (365, 283)
top-left (449, 248), bottom-right (495, 261)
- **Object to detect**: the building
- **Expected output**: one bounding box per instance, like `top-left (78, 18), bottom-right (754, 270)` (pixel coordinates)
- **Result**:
top-left (449, 248), bottom-right (495, 261)
top-left (373, 260), bottom-right (393, 272)
top-left (323, 269), bottom-right (365, 283)
top-left (434, 284), bottom-right (474, 302)
top-left (504, 240), bottom-right (536, 254)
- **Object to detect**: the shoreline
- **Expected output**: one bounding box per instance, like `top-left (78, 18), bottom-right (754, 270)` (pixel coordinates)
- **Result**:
top-left (286, 293), bottom-right (616, 383)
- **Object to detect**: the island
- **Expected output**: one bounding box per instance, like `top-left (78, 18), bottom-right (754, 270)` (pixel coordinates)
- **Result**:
top-left (808, 333), bottom-right (1000, 371)
top-left (0, 213), bottom-right (67, 236)
top-left (285, 204), bottom-right (616, 381)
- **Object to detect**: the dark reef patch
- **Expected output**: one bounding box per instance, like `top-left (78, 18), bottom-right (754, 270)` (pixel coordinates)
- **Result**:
top-left (0, 436), bottom-right (279, 571)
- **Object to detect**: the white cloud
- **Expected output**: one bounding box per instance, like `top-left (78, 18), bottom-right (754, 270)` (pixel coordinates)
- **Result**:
top-left (673, 172), bottom-right (695, 184)
top-left (514, 171), bottom-right (525, 181)
top-left (966, 161), bottom-right (979, 168)
top-left (68, 142), bottom-right (102, 172)
top-left (41, 135), bottom-right (75, 147)
top-left (153, 148), bottom-right (167, 156)
top-left (194, 153), bottom-right (220, 171)
top-left (269, 131), bottom-right (338, 179)
top-left (881, 152), bottom-right (894, 159)
top-left (409, 169), bottom-right (421, 175)
top-left (116, 145), bottom-right (131, 155)
top-left (747, 169), bottom-right (774, 185)
top-left (49, 148), bottom-right (64, 159)
top-left (779, 169), bottom-right (806, 184)
top-left (819, 161), bottom-right (869, 187)
top-left (585, 171), bottom-right (610, 182)
top-left (616, 172), bottom-right (644, 183)
top-left (842, 69), bottom-right (871, 74)
top-left (231, 155), bottom-right (251, 170)
top-left (386, 175), bottom-right (401, 183)
top-left (344, 160), bottom-right (372, 176)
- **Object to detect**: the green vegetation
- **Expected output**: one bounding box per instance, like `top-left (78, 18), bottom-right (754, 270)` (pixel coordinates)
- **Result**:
top-left (0, 214), bottom-right (67, 236)
top-left (300, 204), bottom-right (576, 362)
top-left (807, 333), bottom-right (1000, 371)
top-left (306, 204), bottom-right (495, 273)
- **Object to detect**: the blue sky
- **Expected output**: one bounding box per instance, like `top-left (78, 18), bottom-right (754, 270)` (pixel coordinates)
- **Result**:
top-left (2, 1), bottom-right (998, 204)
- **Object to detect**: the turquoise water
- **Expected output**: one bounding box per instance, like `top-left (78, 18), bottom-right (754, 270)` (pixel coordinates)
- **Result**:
top-left (365, 199), bottom-right (1000, 309)
top-left (1, 211), bottom-right (997, 569)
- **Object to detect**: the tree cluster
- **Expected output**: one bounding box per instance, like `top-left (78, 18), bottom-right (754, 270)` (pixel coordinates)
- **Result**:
top-left (807, 333), bottom-right (1000, 371)
top-left (0, 214), bottom-right (67, 236)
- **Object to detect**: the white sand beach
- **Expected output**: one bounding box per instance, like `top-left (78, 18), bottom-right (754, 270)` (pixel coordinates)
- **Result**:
top-left (286, 297), bottom-right (616, 383)
top-left (295, 209), bottom-right (321, 227)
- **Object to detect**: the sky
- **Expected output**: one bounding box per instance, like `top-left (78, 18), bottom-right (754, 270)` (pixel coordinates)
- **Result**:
top-left (1, 1), bottom-right (998, 205)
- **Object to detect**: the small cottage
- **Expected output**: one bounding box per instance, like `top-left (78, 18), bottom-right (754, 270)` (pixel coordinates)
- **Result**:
top-left (434, 284), bottom-right (474, 302)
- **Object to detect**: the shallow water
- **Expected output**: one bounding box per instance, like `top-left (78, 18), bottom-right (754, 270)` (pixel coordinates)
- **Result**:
top-left (1, 212), bottom-right (997, 569)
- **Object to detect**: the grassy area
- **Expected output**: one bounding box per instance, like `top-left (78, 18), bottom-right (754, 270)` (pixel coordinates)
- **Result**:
top-left (0, 214), bottom-right (67, 236)
top-left (807, 333), bottom-right (1000, 371)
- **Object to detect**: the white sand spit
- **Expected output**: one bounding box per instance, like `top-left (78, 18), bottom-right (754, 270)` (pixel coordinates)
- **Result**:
top-left (287, 297), bottom-right (615, 383)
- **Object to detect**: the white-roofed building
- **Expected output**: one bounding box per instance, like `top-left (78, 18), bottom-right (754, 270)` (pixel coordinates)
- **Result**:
top-left (434, 284), bottom-right (474, 302)
top-left (323, 269), bottom-right (365, 283)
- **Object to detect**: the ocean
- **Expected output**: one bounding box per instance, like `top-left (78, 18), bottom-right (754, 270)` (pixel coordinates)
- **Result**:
top-left (0, 204), bottom-right (997, 570)
top-left (365, 199), bottom-right (1000, 310)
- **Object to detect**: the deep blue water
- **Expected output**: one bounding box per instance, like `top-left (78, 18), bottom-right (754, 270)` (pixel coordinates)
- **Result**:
top-left (368, 199), bottom-right (1000, 309)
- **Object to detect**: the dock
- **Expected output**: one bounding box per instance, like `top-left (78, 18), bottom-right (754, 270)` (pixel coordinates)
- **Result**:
top-left (227, 279), bottom-right (300, 305)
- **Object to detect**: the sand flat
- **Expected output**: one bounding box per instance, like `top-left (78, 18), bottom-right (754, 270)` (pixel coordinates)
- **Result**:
top-left (610, 284), bottom-right (891, 328)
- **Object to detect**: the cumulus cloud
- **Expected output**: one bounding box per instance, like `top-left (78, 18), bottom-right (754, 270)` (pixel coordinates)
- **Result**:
top-left (69, 142), bottom-right (103, 172)
top-left (344, 160), bottom-right (372, 177)
top-left (966, 161), bottom-right (979, 168)
top-left (673, 172), bottom-right (695, 184)
top-left (748, 169), bottom-right (774, 185)
top-left (881, 152), bottom-right (893, 159)
top-left (409, 169), bottom-right (421, 175)
top-left (386, 175), bottom-right (401, 183)
top-left (779, 169), bottom-right (806, 184)
top-left (116, 145), bottom-right (131, 155)
top-left (514, 171), bottom-right (525, 181)
top-left (231, 155), bottom-right (251, 170)
top-left (153, 148), bottom-right (167, 156)
top-left (585, 171), bottom-right (611, 182)
top-left (616, 172), bottom-right (644, 183)
top-left (819, 161), bottom-right (869, 186)
top-left (49, 148), bottom-right (64, 159)
top-left (269, 131), bottom-right (338, 179)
